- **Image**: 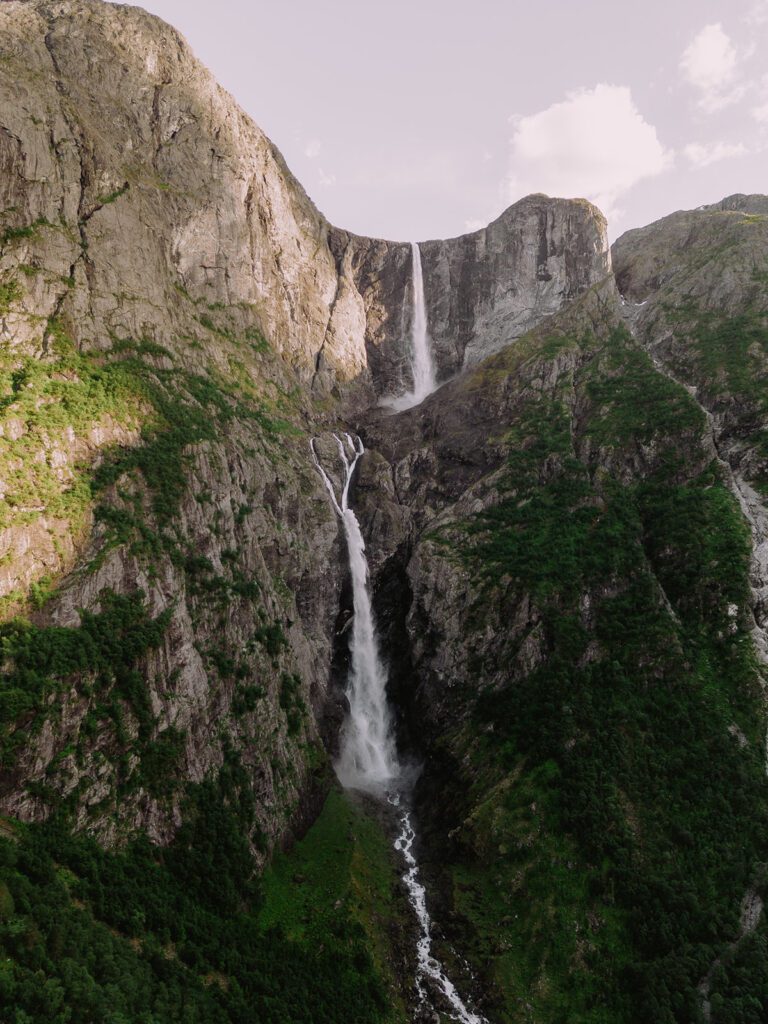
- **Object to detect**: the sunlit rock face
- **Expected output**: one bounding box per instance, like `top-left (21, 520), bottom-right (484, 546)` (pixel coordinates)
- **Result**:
top-left (0, 0), bottom-right (367, 391)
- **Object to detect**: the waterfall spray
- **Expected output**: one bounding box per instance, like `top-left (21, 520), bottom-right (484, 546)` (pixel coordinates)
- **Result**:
top-left (312, 434), bottom-right (489, 1023)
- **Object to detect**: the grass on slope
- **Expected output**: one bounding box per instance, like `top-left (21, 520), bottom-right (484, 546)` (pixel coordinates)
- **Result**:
top-left (0, 589), bottom-right (171, 779)
top-left (260, 788), bottom-right (410, 1024)
top-left (0, 312), bottom-right (298, 615)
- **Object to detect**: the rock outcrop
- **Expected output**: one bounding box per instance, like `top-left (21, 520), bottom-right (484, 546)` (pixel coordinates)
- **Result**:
top-left (0, 0), bottom-right (356, 384)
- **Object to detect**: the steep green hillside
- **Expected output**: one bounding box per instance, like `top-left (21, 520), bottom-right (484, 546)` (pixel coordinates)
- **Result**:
top-left (0, 784), bottom-right (393, 1023)
top-left (364, 279), bottom-right (768, 1023)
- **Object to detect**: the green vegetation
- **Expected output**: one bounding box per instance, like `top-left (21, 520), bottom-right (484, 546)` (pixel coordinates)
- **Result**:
top-left (431, 319), bottom-right (768, 1022)
top-left (0, 317), bottom-right (296, 611)
top-left (137, 727), bottom-right (186, 797)
top-left (0, 324), bottom-right (141, 532)
top-left (232, 681), bottom-right (264, 716)
top-left (585, 332), bottom-right (703, 445)
top-left (662, 302), bottom-right (768, 496)
top-left (279, 671), bottom-right (306, 735)
top-left (666, 304), bottom-right (768, 409)
top-left (260, 787), bottom-right (408, 1022)
top-left (0, 277), bottom-right (20, 314)
top-left (0, 589), bottom-right (170, 774)
top-left (92, 337), bottom-right (290, 531)
top-left (252, 618), bottom-right (287, 660)
top-left (95, 182), bottom-right (129, 207)
top-left (0, 215), bottom-right (51, 247)
top-left (0, 773), bottom-right (391, 1023)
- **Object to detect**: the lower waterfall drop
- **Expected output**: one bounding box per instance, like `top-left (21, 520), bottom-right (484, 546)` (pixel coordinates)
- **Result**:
top-left (312, 433), bottom-right (488, 1024)
top-left (311, 432), bottom-right (398, 789)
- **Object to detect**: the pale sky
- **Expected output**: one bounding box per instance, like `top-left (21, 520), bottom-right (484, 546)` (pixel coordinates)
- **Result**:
top-left (123, 0), bottom-right (768, 242)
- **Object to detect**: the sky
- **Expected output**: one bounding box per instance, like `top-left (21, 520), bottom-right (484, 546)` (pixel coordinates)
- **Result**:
top-left (123, 0), bottom-right (768, 242)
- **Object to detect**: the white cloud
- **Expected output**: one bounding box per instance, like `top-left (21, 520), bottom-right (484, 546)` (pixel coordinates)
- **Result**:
top-left (680, 23), bottom-right (745, 112)
top-left (683, 140), bottom-right (748, 167)
top-left (303, 139), bottom-right (335, 186)
top-left (746, 1), bottom-right (768, 26)
top-left (507, 84), bottom-right (672, 221)
top-left (754, 102), bottom-right (768, 124)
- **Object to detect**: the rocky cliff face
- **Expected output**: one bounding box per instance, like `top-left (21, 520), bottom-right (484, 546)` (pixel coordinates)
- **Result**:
top-left (0, 0), bottom-right (610, 398)
top-left (0, 0), bottom-right (362, 383)
top-left (3, 3), bottom-right (768, 1023)
top-left (0, 0), bottom-right (609, 853)
top-left (0, 0), bottom-right (354, 851)
top-left (330, 195), bottom-right (609, 399)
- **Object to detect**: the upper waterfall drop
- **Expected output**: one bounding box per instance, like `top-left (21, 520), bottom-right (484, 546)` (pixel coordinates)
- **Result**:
top-left (408, 242), bottom-right (438, 401)
top-left (387, 242), bottom-right (438, 412)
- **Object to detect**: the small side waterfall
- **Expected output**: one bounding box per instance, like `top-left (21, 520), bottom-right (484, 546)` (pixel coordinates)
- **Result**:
top-left (388, 242), bottom-right (439, 411)
top-left (312, 433), bottom-right (488, 1023)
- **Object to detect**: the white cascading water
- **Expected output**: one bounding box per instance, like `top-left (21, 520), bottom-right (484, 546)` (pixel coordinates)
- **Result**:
top-left (310, 433), bottom-right (399, 788)
top-left (311, 433), bottom-right (488, 1024)
top-left (388, 242), bottom-right (439, 411)
top-left (391, 793), bottom-right (488, 1024)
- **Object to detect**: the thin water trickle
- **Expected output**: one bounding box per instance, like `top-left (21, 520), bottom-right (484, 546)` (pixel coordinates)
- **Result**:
top-left (387, 242), bottom-right (438, 411)
top-left (312, 434), bottom-right (488, 1023)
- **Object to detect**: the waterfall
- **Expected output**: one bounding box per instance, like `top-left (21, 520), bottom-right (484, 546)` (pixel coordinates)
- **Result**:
top-left (388, 242), bottom-right (438, 411)
top-left (312, 433), bottom-right (489, 1023)
top-left (310, 433), bottom-right (399, 789)
top-left (408, 242), bottom-right (437, 401)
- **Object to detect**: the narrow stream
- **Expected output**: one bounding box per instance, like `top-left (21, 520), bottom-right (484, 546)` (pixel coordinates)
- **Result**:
top-left (311, 433), bottom-right (488, 1023)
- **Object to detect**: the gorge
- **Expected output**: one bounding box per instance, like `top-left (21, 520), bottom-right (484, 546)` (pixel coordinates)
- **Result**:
top-left (1, 2), bottom-right (768, 1023)
top-left (312, 429), bottom-right (486, 1023)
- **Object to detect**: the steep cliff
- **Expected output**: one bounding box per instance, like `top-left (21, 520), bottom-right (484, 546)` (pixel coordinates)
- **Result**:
top-left (0, 0), bottom-right (609, 851)
top-left (329, 196), bottom-right (609, 399)
top-left (0, 0), bottom-right (343, 857)
top-left (355, 260), bottom-right (768, 1019)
